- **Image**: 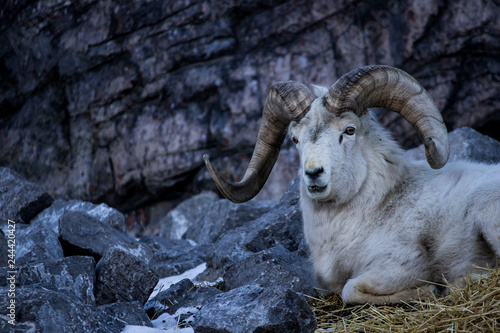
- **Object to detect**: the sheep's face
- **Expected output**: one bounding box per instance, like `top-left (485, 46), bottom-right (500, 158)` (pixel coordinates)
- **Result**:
top-left (289, 95), bottom-right (368, 204)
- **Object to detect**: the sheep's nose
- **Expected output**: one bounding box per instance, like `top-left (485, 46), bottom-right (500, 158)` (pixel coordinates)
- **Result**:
top-left (305, 167), bottom-right (324, 180)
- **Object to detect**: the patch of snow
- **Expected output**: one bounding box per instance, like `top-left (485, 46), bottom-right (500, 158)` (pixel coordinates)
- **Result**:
top-left (195, 277), bottom-right (224, 288)
top-left (148, 263), bottom-right (207, 300)
top-left (186, 239), bottom-right (197, 246)
top-left (121, 325), bottom-right (194, 333)
top-left (151, 306), bottom-right (199, 330)
top-left (170, 210), bottom-right (190, 239)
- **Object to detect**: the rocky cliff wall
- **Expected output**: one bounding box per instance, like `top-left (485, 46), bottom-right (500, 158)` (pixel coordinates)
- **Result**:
top-left (1, 0), bottom-right (499, 211)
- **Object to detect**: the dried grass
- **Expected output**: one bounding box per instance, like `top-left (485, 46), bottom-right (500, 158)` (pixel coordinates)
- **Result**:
top-left (309, 266), bottom-right (500, 333)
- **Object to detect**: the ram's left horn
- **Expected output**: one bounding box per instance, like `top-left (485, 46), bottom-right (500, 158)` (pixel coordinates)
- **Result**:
top-left (323, 65), bottom-right (449, 169)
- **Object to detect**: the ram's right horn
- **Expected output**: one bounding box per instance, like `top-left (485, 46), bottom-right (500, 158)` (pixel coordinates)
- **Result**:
top-left (204, 81), bottom-right (316, 203)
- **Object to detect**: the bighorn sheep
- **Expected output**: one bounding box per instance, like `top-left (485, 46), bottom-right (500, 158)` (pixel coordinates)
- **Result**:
top-left (203, 65), bottom-right (500, 304)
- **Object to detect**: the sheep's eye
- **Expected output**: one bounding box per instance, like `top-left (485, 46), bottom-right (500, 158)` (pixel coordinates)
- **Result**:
top-left (345, 126), bottom-right (356, 135)
top-left (292, 136), bottom-right (299, 144)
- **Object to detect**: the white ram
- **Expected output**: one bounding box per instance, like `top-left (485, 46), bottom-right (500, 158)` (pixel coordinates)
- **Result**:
top-left (204, 65), bottom-right (500, 304)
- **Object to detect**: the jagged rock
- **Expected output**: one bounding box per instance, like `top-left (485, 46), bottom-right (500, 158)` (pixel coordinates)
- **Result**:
top-left (0, 167), bottom-right (54, 224)
top-left (200, 228), bottom-right (251, 282)
top-left (15, 223), bottom-right (63, 265)
top-left (0, 256), bottom-right (96, 304)
top-left (204, 176), bottom-right (303, 277)
top-left (143, 236), bottom-right (212, 278)
top-left (183, 199), bottom-right (276, 244)
top-left (94, 247), bottom-right (159, 305)
top-left (243, 198), bottom-right (302, 253)
top-left (58, 211), bottom-right (150, 262)
top-left (223, 245), bottom-right (317, 296)
top-left (160, 191), bottom-right (219, 239)
top-left (31, 199), bottom-right (126, 234)
top-left (98, 302), bottom-right (153, 327)
top-left (146, 244), bottom-right (212, 277)
top-left (168, 286), bottom-right (223, 320)
top-left (140, 235), bottom-right (193, 250)
top-left (192, 284), bottom-right (316, 333)
top-left (405, 127), bottom-right (500, 164)
top-left (0, 285), bottom-right (150, 332)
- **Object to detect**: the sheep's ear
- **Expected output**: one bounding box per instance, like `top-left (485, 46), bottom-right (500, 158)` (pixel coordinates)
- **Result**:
top-left (311, 84), bottom-right (328, 97)
top-left (288, 120), bottom-right (299, 138)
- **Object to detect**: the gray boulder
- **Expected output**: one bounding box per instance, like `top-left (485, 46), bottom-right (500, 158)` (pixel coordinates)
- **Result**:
top-left (0, 256), bottom-right (96, 304)
top-left (405, 127), bottom-right (500, 164)
top-left (58, 211), bottom-right (150, 262)
top-left (183, 198), bottom-right (276, 244)
top-left (223, 245), bottom-right (317, 297)
top-left (140, 236), bottom-right (212, 278)
top-left (15, 223), bottom-right (63, 265)
top-left (31, 199), bottom-right (127, 234)
top-left (0, 285), bottom-right (151, 332)
top-left (160, 191), bottom-right (220, 239)
top-left (192, 284), bottom-right (316, 333)
top-left (94, 247), bottom-right (159, 305)
top-left (98, 302), bottom-right (153, 327)
top-left (0, 167), bottom-right (54, 224)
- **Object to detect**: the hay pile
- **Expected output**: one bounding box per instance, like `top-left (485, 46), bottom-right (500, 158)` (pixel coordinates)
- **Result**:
top-left (310, 267), bottom-right (500, 332)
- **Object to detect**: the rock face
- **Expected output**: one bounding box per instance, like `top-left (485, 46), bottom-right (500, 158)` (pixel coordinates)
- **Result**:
top-left (1, 0), bottom-right (499, 210)
top-left (0, 126), bottom-right (499, 331)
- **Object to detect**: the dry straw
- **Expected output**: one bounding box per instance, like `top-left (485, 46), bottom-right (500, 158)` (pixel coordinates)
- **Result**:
top-left (309, 266), bottom-right (500, 332)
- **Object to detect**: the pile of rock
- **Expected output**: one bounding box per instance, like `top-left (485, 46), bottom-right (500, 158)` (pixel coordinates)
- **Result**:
top-left (0, 168), bottom-right (318, 332)
top-left (1, 127), bottom-right (499, 332)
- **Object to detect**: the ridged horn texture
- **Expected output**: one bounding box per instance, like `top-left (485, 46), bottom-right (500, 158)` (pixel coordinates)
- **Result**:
top-left (204, 81), bottom-right (316, 203)
top-left (324, 65), bottom-right (449, 169)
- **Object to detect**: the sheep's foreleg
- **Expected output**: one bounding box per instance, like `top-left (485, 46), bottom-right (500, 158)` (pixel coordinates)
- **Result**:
top-left (341, 276), bottom-right (434, 305)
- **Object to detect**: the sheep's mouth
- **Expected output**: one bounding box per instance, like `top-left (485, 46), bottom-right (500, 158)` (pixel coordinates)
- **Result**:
top-left (308, 185), bottom-right (327, 193)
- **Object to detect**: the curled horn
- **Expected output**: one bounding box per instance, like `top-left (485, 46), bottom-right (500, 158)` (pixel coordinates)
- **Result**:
top-left (204, 81), bottom-right (316, 203)
top-left (324, 65), bottom-right (449, 169)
